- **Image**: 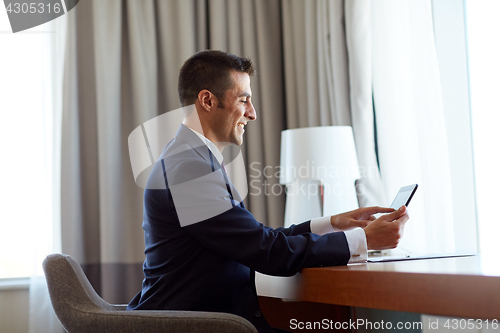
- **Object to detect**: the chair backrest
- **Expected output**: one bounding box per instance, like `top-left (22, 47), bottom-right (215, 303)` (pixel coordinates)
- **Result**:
top-left (43, 253), bottom-right (259, 333)
top-left (43, 253), bottom-right (117, 331)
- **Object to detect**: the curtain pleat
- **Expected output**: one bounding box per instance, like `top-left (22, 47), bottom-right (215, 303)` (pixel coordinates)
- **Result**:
top-left (345, 0), bottom-right (387, 207)
top-left (61, 0), bottom-right (102, 267)
top-left (155, 0), bottom-right (206, 112)
top-left (251, 0), bottom-right (287, 229)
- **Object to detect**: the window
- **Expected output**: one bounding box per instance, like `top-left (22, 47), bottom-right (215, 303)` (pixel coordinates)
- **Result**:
top-left (0, 10), bottom-right (57, 278)
top-left (465, 0), bottom-right (500, 257)
top-left (432, 0), bottom-right (500, 257)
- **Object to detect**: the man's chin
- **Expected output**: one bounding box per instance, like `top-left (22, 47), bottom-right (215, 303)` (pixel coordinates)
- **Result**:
top-left (231, 134), bottom-right (244, 146)
top-left (231, 141), bottom-right (243, 146)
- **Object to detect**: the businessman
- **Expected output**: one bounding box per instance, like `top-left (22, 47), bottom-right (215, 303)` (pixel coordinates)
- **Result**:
top-left (127, 50), bottom-right (409, 333)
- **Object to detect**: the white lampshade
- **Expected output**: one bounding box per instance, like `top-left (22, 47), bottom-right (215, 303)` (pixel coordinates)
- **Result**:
top-left (280, 126), bottom-right (360, 226)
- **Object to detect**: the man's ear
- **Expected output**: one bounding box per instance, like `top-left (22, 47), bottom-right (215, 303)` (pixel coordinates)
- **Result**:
top-left (198, 90), bottom-right (216, 112)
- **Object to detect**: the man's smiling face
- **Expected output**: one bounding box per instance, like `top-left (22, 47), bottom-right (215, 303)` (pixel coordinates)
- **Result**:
top-left (211, 71), bottom-right (257, 146)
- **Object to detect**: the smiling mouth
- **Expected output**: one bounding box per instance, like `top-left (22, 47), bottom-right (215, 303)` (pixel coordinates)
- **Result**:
top-left (237, 123), bottom-right (245, 129)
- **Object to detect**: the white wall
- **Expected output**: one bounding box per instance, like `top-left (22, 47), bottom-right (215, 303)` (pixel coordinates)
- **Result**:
top-left (0, 288), bottom-right (29, 333)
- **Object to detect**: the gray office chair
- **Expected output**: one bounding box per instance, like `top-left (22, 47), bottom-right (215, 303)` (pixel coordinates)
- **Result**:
top-left (43, 253), bottom-right (258, 333)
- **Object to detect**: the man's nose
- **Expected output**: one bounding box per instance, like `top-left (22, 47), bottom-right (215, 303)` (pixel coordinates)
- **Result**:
top-left (245, 102), bottom-right (257, 121)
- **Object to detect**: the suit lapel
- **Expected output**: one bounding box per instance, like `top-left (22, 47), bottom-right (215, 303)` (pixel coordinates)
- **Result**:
top-left (175, 124), bottom-right (245, 209)
top-left (175, 124), bottom-right (213, 165)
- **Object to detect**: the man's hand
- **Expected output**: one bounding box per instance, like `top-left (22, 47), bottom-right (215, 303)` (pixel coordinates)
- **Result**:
top-left (330, 206), bottom-right (396, 231)
top-left (363, 205), bottom-right (409, 250)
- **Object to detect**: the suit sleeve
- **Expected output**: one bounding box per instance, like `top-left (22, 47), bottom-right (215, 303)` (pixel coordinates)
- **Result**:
top-left (167, 158), bottom-right (350, 276)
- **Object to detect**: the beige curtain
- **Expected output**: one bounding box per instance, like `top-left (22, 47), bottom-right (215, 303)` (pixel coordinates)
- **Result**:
top-left (281, 0), bottom-right (387, 207)
top-left (60, 0), bottom-right (284, 303)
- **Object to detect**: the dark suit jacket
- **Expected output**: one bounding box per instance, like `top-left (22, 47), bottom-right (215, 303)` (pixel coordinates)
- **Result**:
top-left (127, 124), bottom-right (350, 332)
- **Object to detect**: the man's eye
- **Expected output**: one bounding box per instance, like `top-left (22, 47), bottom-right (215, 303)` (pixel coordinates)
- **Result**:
top-left (241, 100), bottom-right (248, 104)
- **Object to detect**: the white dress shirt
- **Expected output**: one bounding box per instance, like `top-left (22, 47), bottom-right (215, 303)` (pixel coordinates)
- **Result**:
top-left (310, 217), bottom-right (367, 263)
top-left (187, 126), bottom-right (368, 264)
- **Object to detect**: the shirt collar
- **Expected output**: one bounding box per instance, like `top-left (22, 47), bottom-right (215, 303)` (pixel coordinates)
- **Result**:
top-left (186, 126), bottom-right (224, 164)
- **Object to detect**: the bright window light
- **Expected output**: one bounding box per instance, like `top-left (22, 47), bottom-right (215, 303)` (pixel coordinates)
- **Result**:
top-left (0, 9), bottom-right (53, 278)
top-left (466, 0), bottom-right (500, 256)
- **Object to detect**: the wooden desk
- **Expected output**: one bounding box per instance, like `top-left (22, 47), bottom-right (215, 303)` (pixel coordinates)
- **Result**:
top-left (257, 255), bottom-right (500, 320)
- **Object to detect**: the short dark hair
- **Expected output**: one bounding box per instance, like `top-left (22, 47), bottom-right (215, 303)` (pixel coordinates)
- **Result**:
top-left (178, 50), bottom-right (255, 107)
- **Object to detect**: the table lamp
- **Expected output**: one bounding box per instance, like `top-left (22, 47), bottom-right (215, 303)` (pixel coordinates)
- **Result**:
top-left (280, 126), bottom-right (360, 227)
